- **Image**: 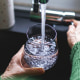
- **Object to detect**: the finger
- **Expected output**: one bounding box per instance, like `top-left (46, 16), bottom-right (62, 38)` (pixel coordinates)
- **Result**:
top-left (67, 25), bottom-right (75, 37)
top-left (64, 19), bottom-right (80, 27)
top-left (63, 19), bottom-right (74, 22)
top-left (73, 20), bottom-right (80, 30)
top-left (72, 19), bottom-right (80, 29)
top-left (72, 19), bottom-right (79, 26)
top-left (68, 25), bottom-right (75, 32)
top-left (23, 68), bottom-right (45, 75)
top-left (64, 19), bottom-right (80, 28)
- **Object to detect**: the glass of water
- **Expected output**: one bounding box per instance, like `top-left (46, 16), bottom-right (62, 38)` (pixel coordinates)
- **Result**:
top-left (24, 23), bottom-right (58, 70)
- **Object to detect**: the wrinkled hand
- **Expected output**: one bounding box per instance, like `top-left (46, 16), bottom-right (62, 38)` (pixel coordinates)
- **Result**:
top-left (67, 19), bottom-right (80, 48)
top-left (1, 45), bottom-right (45, 79)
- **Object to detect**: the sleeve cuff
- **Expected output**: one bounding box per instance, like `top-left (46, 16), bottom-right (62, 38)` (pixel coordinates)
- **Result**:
top-left (0, 76), bottom-right (1, 80)
top-left (70, 42), bottom-right (80, 62)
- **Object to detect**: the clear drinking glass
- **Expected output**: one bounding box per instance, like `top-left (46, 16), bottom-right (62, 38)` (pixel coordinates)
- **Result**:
top-left (24, 23), bottom-right (58, 70)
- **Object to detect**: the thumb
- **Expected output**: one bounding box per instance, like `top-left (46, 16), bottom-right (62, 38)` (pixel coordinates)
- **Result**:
top-left (72, 19), bottom-right (80, 29)
top-left (23, 67), bottom-right (45, 75)
top-left (72, 19), bottom-right (80, 26)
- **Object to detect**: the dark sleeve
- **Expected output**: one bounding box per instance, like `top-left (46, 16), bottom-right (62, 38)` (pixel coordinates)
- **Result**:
top-left (70, 42), bottom-right (80, 80)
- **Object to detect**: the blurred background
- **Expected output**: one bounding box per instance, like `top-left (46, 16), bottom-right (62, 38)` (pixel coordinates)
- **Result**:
top-left (14, 0), bottom-right (80, 12)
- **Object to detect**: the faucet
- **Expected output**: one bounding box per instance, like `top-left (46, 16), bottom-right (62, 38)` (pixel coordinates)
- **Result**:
top-left (32, 0), bottom-right (48, 13)
top-left (31, 0), bottom-right (80, 25)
